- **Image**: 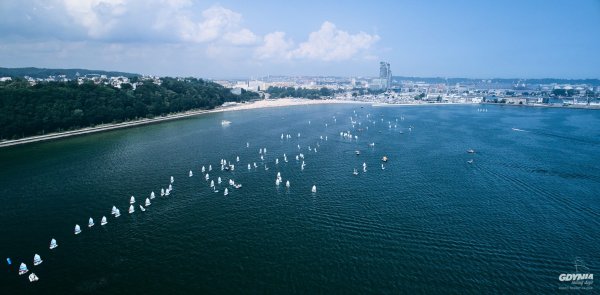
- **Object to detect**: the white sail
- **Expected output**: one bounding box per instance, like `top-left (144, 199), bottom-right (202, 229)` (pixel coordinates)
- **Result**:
top-left (275, 158), bottom-right (279, 164)
top-left (33, 254), bottom-right (42, 266)
top-left (168, 184), bottom-right (172, 191)
top-left (277, 172), bottom-right (281, 179)
top-left (236, 156), bottom-right (239, 162)
top-left (130, 196), bottom-right (135, 204)
top-left (248, 164), bottom-right (251, 170)
top-left (111, 206), bottom-right (117, 215)
top-left (114, 209), bottom-right (121, 217)
top-left (205, 173), bottom-right (209, 181)
top-left (202, 166), bottom-right (206, 173)
top-left (276, 178), bottom-right (280, 186)
top-left (311, 185), bottom-right (317, 193)
top-left (145, 198), bottom-right (151, 206)
top-left (101, 216), bottom-right (107, 225)
top-left (161, 188), bottom-right (165, 196)
top-left (74, 224), bottom-right (81, 235)
top-left (210, 180), bottom-right (215, 187)
top-left (189, 170), bottom-right (193, 177)
top-left (218, 177), bottom-right (222, 184)
top-left (209, 165), bottom-right (212, 171)
top-left (128, 205), bottom-right (134, 214)
top-left (19, 263), bottom-right (28, 275)
top-left (49, 238), bottom-right (58, 249)
top-left (150, 191), bottom-right (155, 199)
top-left (170, 176), bottom-right (174, 183)
top-left (28, 273), bottom-right (39, 282)
top-left (224, 188), bottom-right (229, 196)
top-left (88, 217), bottom-right (94, 227)
top-left (286, 180), bottom-right (290, 188)
top-left (139, 205), bottom-right (146, 212)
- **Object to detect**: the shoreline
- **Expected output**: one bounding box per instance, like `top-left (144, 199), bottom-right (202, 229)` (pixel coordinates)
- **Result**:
top-left (0, 99), bottom-right (366, 148)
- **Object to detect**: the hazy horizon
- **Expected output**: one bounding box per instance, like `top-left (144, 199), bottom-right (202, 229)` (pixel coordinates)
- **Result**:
top-left (1, 0), bottom-right (599, 79)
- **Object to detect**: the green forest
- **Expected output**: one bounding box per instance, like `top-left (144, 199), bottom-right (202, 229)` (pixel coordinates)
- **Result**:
top-left (0, 77), bottom-right (258, 140)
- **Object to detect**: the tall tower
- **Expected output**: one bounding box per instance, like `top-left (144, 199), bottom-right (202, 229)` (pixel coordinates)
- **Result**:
top-left (379, 61), bottom-right (391, 90)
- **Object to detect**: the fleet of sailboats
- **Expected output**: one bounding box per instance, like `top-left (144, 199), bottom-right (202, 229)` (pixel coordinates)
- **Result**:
top-left (11, 110), bottom-right (412, 282)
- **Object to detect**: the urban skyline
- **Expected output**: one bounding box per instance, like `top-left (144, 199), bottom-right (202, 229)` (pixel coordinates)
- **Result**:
top-left (0, 0), bottom-right (599, 79)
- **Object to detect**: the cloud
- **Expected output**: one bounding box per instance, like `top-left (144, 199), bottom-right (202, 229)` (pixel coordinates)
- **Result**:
top-left (62, 0), bottom-right (127, 38)
top-left (289, 21), bottom-right (379, 61)
top-left (255, 21), bottom-right (379, 61)
top-left (223, 29), bottom-right (258, 45)
top-left (254, 32), bottom-right (294, 60)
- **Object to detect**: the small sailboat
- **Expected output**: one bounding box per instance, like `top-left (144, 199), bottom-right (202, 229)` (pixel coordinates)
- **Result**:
top-left (248, 163), bottom-right (251, 170)
top-left (88, 217), bottom-right (94, 228)
top-left (467, 159), bottom-right (474, 164)
top-left (49, 238), bottom-right (58, 250)
top-left (202, 166), bottom-right (206, 173)
top-left (210, 180), bottom-right (215, 187)
top-left (246, 142), bottom-right (249, 148)
top-left (353, 168), bottom-right (359, 175)
top-left (128, 205), bottom-right (134, 214)
top-left (381, 164), bottom-right (385, 170)
top-left (114, 209), bottom-right (121, 217)
top-left (111, 206), bottom-right (117, 215)
top-left (236, 156), bottom-right (240, 162)
top-left (28, 273), bottom-right (39, 282)
top-left (130, 196), bottom-right (135, 204)
top-left (139, 205), bottom-right (146, 212)
top-left (74, 224), bottom-right (81, 235)
top-left (189, 170), bottom-right (193, 177)
top-left (101, 216), bottom-right (107, 226)
top-left (145, 198), bottom-right (151, 206)
top-left (467, 149), bottom-right (475, 154)
top-left (205, 173), bottom-right (209, 181)
top-left (170, 176), bottom-right (174, 183)
top-left (275, 178), bottom-right (280, 186)
top-left (209, 164), bottom-right (212, 171)
top-left (165, 188), bottom-right (170, 196)
top-left (286, 180), bottom-right (290, 188)
top-left (150, 191), bottom-right (155, 199)
top-left (311, 185), bottom-right (317, 193)
top-left (19, 263), bottom-right (28, 275)
top-left (33, 254), bottom-right (42, 266)
top-left (161, 188), bottom-right (165, 196)
top-left (275, 158), bottom-right (279, 164)
top-left (224, 188), bottom-right (229, 196)
top-left (218, 177), bottom-right (222, 184)
top-left (168, 184), bottom-right (172, 191)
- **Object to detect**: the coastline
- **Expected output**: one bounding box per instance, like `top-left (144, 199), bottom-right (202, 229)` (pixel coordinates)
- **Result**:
top-left (0, 98), bottom-right (366, 148)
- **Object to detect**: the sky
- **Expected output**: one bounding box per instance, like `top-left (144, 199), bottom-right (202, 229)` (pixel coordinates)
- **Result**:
top-left (0, 0), bottom-right (599, 79)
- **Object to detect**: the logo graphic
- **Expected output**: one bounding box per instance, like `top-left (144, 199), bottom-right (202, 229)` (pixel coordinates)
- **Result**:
top-left (558, 258), bottom-right (593, 291)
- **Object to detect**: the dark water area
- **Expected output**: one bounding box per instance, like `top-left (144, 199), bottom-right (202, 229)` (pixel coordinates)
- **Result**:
top-left (0, 104), bottom-right (598, 294)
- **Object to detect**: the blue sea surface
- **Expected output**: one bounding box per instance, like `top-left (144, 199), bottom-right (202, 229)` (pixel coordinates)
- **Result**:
top-left (0, 104), bottom-right (598, 294)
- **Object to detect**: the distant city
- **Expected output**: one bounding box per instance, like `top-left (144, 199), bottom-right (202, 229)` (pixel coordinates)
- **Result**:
top-left (2, 62), bottom-right (599, 108)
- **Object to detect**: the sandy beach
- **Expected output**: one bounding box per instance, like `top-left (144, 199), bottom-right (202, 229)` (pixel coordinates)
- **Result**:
top-left (0, 99), bottom-right (367, 148)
